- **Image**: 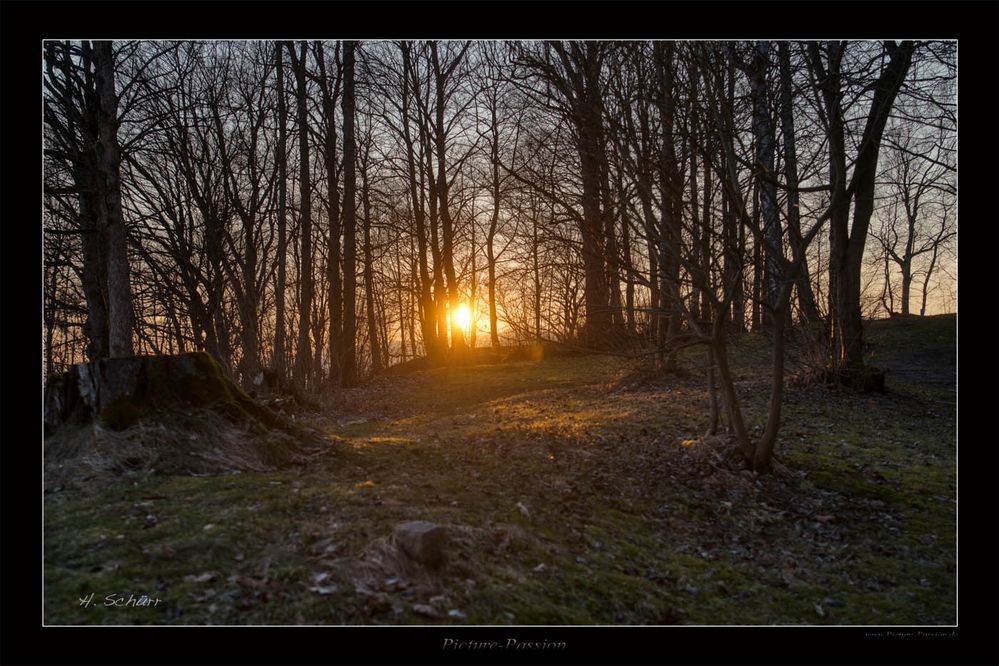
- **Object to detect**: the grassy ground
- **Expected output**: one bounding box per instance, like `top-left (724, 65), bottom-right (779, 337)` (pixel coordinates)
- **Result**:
top-left (43, 314), bottom-right (956, 625)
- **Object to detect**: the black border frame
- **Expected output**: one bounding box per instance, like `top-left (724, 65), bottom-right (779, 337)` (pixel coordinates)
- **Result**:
top-left (4, 2), bottom-right (996, 664)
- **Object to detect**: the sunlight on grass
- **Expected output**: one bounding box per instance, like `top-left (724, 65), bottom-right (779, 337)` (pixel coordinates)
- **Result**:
top-left (44, 316), bottom-right (955, 625)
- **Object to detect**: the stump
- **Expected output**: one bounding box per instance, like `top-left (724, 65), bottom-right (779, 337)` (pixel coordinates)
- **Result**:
top-left (44, 352), bottom-right (280, 433)
top-left (43, 353), bottom-right (327, 481)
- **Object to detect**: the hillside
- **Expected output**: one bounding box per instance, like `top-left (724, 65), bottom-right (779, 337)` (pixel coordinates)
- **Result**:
top-left (44, 315), bottom-right (956, 625)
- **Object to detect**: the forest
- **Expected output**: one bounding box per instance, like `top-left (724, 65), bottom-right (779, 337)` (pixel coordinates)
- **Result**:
top-left (42, 39), bottom-right (956, 626)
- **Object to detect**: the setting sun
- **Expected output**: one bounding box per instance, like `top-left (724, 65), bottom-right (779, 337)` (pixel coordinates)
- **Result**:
top-left (454, 303), bottom-right (472, 331)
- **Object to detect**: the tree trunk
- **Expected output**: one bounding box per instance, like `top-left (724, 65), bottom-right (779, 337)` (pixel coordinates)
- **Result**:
top-left (429, 45), bottom-right (465, 355)
top-left (620, 192), bottom-right (636, 335)
top-left (361, 147), bottom-right (381, 373)
top-left (315, 41), bottom-right (343, 385)
top-left (654, 42), bottom-right (683, 364)
top-left (575, 44), bottom-right (612, 347)
top-left (273, 43), bottom-right (288, 384)
top-left (399, 44), bottom-right (440, 363)
top-left (79, 192), bottom-right (110, 361)
top-left (532, 210), bottom-right (542, 342)
top-left (751, 179), bottom-right (763, 330)
top-left (701, 146), bottom-right (713, 321)
top-left (900, 257), bottom-right (912, 316)
top-left (487, 101), bottom-right (502, 349)
top-left (288, 41), bottom-right (314, 389)
top-left (601, 145), bottom-right (624, 336)
top-left (711, 323), bottom-right (752, 462)
top-left (820, 41), bottom-right (914, 370)
top-left (777, 43), bottom-right (821, 324)
top-left (754, 299), bottom-right (787, 473)
top-left (723, 62), bottom-right (746, 335)
top-left (747, 41), bottom-right (781, 323)
top-left (341, 41), bottom-right (359, 386)
top-left (93, 41), bottom-right (134, 358)
top-left (469, 209), bottom-right (478, 350)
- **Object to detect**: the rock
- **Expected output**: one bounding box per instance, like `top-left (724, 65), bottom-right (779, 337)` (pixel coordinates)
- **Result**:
top-left (447, 609), bottom-right (466, 619)
top-left (411, 603), bottom-right (442, 619)
top-left (394, 521), bottom-right (449, 568)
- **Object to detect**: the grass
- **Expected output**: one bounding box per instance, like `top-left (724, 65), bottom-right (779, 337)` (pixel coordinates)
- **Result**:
top-left (44, 315), bottom-right (956, 625)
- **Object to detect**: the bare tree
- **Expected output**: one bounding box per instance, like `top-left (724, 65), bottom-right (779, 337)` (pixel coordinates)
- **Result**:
top-left (340, 40), bottom-right (359, 387)
top-left (807, 40), bottom-right (915, 373)
top-left (873, 118), bottom-right (955, 316)
top-left (286, 41), bottom-right (315, 388)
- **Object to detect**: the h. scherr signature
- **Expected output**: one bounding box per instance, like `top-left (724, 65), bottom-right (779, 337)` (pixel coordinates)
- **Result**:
top-left (78, 592), bottom-right (163, 609)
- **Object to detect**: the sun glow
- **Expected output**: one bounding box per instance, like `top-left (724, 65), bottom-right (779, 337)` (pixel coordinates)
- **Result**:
top-left (454, 303), bottom-right (473, 332)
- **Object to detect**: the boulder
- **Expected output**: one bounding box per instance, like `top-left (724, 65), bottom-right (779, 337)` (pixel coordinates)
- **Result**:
top-left (394, 521), bottom-right (449, 568)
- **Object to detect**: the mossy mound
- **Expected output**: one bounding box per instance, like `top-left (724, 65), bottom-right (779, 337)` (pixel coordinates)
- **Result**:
top-left (44, 353), bottom-right (331, 486)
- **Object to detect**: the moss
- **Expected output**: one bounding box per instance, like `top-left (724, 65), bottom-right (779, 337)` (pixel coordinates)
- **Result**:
top-left (260, 434), bottom-right (293, 467)
top-left (181, 352), bottom-right (236, 406)
top-left (45, 317), bottom-right (954, 625)
top-left (144, 355), bottom-right (173, 399)
top-left (100, 396), bottom-right (141, 430)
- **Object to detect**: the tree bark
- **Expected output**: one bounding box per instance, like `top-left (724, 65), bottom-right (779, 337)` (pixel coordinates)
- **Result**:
top-left (814, 41), bottom-right (914, 369)
top-left (92, 41), bottom-right (134, 358)
top-left (487, 100), bottom-right (502, 349)
top-left (79, 190), bottom-right (110, 361)
top-left (361, 140), bottom-right (382, 373)
top-left (429, 42), bottom-right (466, 353)
top-left (341, 40), bottom-right (359, 386)
top-left (273, 43), bottom-right (289, 384)
top-left (399, 43), bottom-right (441, 362)
top-left (315, 41), bottom-right (343, 385)
top-left (288, 41), bottom-right (314, 388)
top-left (746, 42), bottom-right (781, 322)
top-left (777, 43), bottom-right (821, 324)
top-left (565, 43), bottom-right (612, 346)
